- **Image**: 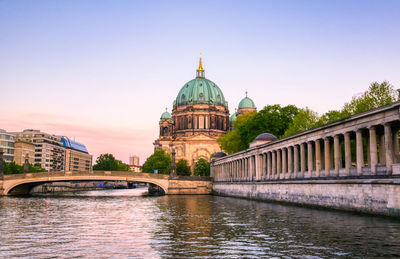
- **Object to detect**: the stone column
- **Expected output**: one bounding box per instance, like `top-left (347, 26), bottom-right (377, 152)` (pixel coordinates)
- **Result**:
top-left (272, 151), bottom-right (276, 179)
top-left (300, 143), bottom-right (306, 178)
top-left (230, 162), bottom-right (233, 181)
top-left (255, 155), bottom-right (260, 181)
top-left (369, 126), bottom-right (378, 175)
top-left (384, 123), bottom-right (394, 174)
top-left (324, 137), bottom-right (331, 177)
top-left (247, 157), bottom-right (251, 181)
top-left (344, 132), bottom-right (351, 176)
top-left (244, 158), bottom-right (247, 181)
top-left (248, 157), bottom-right (253, 181)
top-left (393, 129), bottom-right (400, 163)
top-left (276, 150), bottom-right (281, 179)
top-left (307, 142), bottom-right (313, 177)
top-left (315, 139), bottom-right (321, 177)
top-left (267, 152), bottom-right (271, 179)
top-left (380, 134), bottom-right (386, 164)
top-left (288, 147), bottom-right (293, 179)
top-left (294, 145), bottom-right (299, 178)
top-left (356, 129), bottom-right (364, 175)
top-left (262, 154), bottom-right (267, 180)
top-left (334, 135), bottom-right (341, 177)
top-left (239, 160), bottom-right (242, 181)
top-left (282, 148), bottom-right (287, 179)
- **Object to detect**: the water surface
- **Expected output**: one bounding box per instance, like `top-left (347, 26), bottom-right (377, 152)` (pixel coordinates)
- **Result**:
top-left (0, 188), bottom-right (399, 258)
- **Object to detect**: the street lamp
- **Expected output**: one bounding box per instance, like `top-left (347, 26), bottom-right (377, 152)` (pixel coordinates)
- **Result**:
top-left (169, 143), bottom-right (177, 178)
top-left (24, 153), bottom-right (29, 174)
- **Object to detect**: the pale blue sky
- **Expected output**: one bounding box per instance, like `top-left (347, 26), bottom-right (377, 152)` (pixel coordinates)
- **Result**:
top-left (1, 0), bottom-right (400, 163)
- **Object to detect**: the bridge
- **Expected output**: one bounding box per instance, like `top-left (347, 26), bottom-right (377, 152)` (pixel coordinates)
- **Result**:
top-left (211, 101), bottom-right (400, 217)
top-left (0, 171), bottom-right (212, 195)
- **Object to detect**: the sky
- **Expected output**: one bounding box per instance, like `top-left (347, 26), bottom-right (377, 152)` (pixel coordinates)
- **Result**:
top-left (1, 0), bottom-right (400, 164)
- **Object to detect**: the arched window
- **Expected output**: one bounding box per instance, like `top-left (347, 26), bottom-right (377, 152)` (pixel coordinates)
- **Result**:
top-left (163, 127), bottom-right (169, 136)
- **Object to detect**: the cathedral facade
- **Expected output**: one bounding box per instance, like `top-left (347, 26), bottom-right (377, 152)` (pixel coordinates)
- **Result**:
top-left (153, 58), bottom-right (257, 170)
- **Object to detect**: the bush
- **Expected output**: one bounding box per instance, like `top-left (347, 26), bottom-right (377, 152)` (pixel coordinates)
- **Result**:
top-left (176, 159), bottom-right (191, 176)
top-left (193, 158), bottom-right (210, 176)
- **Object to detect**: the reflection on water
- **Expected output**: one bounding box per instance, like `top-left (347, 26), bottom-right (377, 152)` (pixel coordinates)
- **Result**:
top-left (0, 188), bottom-right (400, 258)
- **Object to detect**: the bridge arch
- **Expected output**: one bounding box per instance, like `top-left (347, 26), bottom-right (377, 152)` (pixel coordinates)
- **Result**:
top-left (2, 172), bottom-right (170, 196)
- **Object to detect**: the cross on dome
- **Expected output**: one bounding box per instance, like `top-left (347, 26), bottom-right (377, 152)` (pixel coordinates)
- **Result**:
top-left (196, 54), bottom-right (205, 78)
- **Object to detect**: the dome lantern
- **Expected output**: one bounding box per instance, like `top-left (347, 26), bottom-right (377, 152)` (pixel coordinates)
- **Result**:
top-left (196, 55), bottom-right (205, 78)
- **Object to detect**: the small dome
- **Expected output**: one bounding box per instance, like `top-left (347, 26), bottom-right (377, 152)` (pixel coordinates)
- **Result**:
top-left (212, 152), bottom-right (227, 158)
top-left (254, 133), bottom-right (278, 142)
top-left (238, 97), bottom-right (256, 109)
top-left (160, 111), bottom-right (171, 119)
top-left (229, 112), bottom-right (237, 122)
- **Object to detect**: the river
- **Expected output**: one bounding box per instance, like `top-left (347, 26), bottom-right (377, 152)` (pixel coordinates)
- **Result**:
top-left (0, 188), bottom-right (400, 258)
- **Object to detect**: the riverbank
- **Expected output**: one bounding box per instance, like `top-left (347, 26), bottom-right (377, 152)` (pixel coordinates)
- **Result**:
top-left (212, 179), bottom-right (400, 218)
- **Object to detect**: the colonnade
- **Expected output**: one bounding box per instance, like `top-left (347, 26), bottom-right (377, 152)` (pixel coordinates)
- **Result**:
top-left (212, 122), bottom-right (400, 182)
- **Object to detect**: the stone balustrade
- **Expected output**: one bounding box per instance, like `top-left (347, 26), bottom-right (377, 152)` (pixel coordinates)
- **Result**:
top-left (211, 101), bottom-right (400, 182)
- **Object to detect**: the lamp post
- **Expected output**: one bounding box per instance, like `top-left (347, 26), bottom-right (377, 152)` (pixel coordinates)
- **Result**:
top-left (24, 153), bottom-right (29, 174)
top-left (0, 148), bottom-right (4, 180)
top-left (170, 143), bottom-right (177, 178)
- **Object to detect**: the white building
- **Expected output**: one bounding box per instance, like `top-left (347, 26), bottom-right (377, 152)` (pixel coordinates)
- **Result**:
top-left (0, 129), bottom-right (15, 162)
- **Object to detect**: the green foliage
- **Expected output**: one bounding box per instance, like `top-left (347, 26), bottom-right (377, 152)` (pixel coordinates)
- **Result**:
top-left (284, 108), bottom-right (320, 137)
top-left (218, 105), bottom-right (299, 154)
top-left (176, 159), bottom-right (191, 176)
top-left (317, 110), bottom-right (347, 125)
top-left (283, 81), bottom-right (396, 137)
top-left (93, 153), bottom-right (130, 171)
top-left (342, 81), bottom-right (396, 115)
top-left (29, 163), bottom-right (47, 173)
top-left (2, 160), bottom-right (46, 174)
top-left (239, 105), bottom-right (299, 142)
top-left (218, 112), bottom-right (255, 154)
top-left (193, 158), bottom-right (210, 176)
top-left (142, 150), bottom-right (171, 174)
top-left (4, 161), bottom-right (23, 174)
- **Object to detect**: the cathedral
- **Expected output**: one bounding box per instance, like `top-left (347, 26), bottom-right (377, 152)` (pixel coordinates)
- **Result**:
top-left (153, 58), bottom-right (257, 169)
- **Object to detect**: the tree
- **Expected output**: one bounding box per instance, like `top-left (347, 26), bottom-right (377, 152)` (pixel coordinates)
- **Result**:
top-left (4, 161), bottom-right (23, 174)
top-left (2, 161), bottom-right (46, 174)
top-left (176, 159), bottom-right (191, 176)
top-left (342, 81), bottom-right (396, 116)
top-left (239, 105), bottom-right (299, 143)
top-left (193, 158), bottom-right (210, 176)
top-left (142, 150), bottom-right (171, 174)
top-left (29, 163), bottom-right (46, 173)
top-left (93, 153), bottom-right (130, 171)
top-left (218, 104), bottom-right (299, 154)
top-left (317, 110), bottom-right (347, 125)
top-left (284, 108), bottom-right (320, 137)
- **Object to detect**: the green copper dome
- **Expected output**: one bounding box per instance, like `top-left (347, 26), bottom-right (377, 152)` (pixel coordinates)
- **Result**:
top-left (238, 97), bottom-right (256, 109)
top-left (160, 110), bottom-right (171, 119)
top-left (174, 77), bottom-right (228, 108)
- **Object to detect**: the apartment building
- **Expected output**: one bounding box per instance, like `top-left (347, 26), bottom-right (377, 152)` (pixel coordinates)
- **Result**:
top-left (13, 129), bottom-right (65, 172)
top-left (61, 137), bottom-right (92, 172)
top-left (13, 141), bottom-right (35, 165)
top-left (0, 129), bottom-right (15, 162)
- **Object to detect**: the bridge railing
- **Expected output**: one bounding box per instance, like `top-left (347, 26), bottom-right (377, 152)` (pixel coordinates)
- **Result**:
top-left (211, 101), bottom-right (400, 182)
top-left (3, 171), bottom-right (170, 180)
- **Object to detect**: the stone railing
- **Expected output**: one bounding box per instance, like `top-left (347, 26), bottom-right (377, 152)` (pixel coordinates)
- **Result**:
top-left (2, 171), bottom-right (170, 180)
top-left (211, 101), bottom-right (400, 182)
